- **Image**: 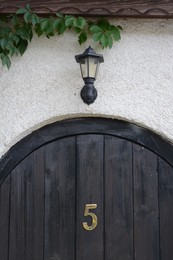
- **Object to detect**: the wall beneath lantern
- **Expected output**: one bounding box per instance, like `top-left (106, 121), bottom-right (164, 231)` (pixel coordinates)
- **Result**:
top-left (0, 18), bottom-right (173, 158)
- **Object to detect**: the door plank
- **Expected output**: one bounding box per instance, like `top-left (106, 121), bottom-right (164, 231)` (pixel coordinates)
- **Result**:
top-left (76, 134), bottom-right (104, 260)
top-left (105, 136), bottom-right (133, 260)
top-left (8, 153), bottom-right (35, 260)
top-left (8, 166), bottom-right (22, 260)
top-left (33, 146), bottom-right (45, 260)
top-left (133, 144), bottom-right (159, 260)
top-left (44, 137), bottom-right (76, 260)
top-left (9, 149), bottom-right (45, 260)
top-left (159, 158), bottom-right (173, 260)
top-left (0, 175), bottom-right (11, 260)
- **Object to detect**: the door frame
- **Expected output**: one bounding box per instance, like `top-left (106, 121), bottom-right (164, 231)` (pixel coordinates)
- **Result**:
top-left (0, 117), bottom-right (173, 186)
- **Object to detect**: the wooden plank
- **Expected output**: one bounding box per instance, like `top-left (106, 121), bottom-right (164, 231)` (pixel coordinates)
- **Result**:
top-left (44, 137), bottom-right (76, 260)
top-left (21, 154), bottom-right (35, 260)
top-left (159, 158), bottom-right (173, 260)
top-left (0, 175), bottom-right (11, 260)
top-left (133, 144), bottom-right (159, 260)
top-left (8, 160), bottom-right (23, 260)
top-left (76, 134), bottom-right (104, 260)
top-left (33, 146), bottom-right (45, 260)
top-left (9, 153), bottom-right (39, 260)
top-left (1, 0), bottom-right (173, 17)
top-left (105, 136), bottom-right (133, 260)
top-left (8, 147), bottom-right (45, 260)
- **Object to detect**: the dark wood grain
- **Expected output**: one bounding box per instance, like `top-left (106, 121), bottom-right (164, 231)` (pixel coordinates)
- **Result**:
top-left (0, 0), bottom-right (173, 17)
top-left (76, 134), bottom-right (104, 260)
top-left (33, 147), bottom-right (45, 260)
top-left (133, 144), bottom-right (159, 260)
top-left (159, 158), bottom-right (173, 260)
top-left (0, 119), bottom-right (173, 260)
top-left (1, 118), bottom-right (173, 185)
top-left (7, 147), bottom-right (45, 260)
top-left (44, 137), bottom-right (76, 260)
top-left (22, 154), bottom-right (35, 260)
top-left (8, 160), bottom-right (25, 260)
top-left (0, 175), bottom-right (10, 260)
top-left (105, 136), bottom-right (133, 260)
top-left (8, 154), bottom-right (35, 260)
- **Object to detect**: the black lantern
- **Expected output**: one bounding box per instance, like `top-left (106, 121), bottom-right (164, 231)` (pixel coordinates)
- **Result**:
top-left (75, 46), bottom-right (104, 105)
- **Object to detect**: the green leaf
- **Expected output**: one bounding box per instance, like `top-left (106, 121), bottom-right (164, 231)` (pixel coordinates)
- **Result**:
top-left (24, 13), bottom-right (32, 24)
top-left (41, 19), bottom-right (54, 36)
top-left (1, 54), bottom-right (11, 69)
top-left (56, 13), bottom-right (64, 18)
top-left (26, 3), bottom-right (31, 12)
top-left (28, 28), bottom-right (33, 41)
top-left (90, 25), bottom-right (102, 33)
top-left (108, 36), bottom-right (113, 48)
top-left (9, 46), bottom-right (19, 56)
top-left (112, 29), bottom-right (121, 41)
top-left (53, 19), bottom-right (60, 30)
top-left (13, 35), bottom-right (20, 45)
top-left (46, 29), bottom-right (54, 37)
top-left (73, 17), bottom-right (86, 29)
top-left (65, 16), bottom-right (74, 27)
top-left (31, 14), bottom-right (40, 25)
top-left (97, 19), bottom-right (109, 31)
top-left (17, 26), bottom-right (30, 40)
top-left (0, 27), bottom-right (11, 37)
top-left (41, 20), bottom-right (50, 31)
top-left (17, 39), bottom-right (28, 55)
top-left (0, 38), bottom-right (8, 50)
top-left (92, 32), bottom-right (102, 42)
top-left (108, 25), bottom-right (116, 32)
top-left (11, 15), bottom-right (20, 26)
top-left (35, 24), bottom-right (43, 37)
top-left (78, 31), bottom-right (87, 45)
top-left (5, 38), bottom-right (13, 48)
top-left (100, 34), bottom-right (109, 48)
top-left (75, 27), bottom-right (82, 34)
top-left (17, 25), bottom-right (33, 41)
top-left (16, 8), bottom-right (28, 14)
top-left (58, 20), bottom-right (66, 34)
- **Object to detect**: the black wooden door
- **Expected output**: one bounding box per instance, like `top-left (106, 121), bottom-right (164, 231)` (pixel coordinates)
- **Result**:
top-left (0, 119), bottom-right (173, 260)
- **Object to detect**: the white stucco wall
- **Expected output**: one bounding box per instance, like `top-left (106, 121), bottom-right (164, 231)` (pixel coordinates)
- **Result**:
top-left (1, 18), bottom-right (173, 158)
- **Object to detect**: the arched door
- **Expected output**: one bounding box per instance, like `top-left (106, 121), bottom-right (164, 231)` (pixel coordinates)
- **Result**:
top-left (0, 118), bottom-right (173, 260)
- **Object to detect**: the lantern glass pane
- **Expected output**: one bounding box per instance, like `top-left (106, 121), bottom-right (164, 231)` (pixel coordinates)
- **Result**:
top-left (80, 58), bottom-right (88, 78)
top-left (79, 57), bottom-right (99, 79)
top-left (95, 62), bottom-right (100, 79)
top-left (88, 57), bottom-right (98, 78)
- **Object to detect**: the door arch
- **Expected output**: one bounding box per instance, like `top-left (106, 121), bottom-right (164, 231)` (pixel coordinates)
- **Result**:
top-left (0, 118), bottom-right (173, 260)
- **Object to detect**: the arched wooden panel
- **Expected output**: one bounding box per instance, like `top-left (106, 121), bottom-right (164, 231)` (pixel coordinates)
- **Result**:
top-left (0, 119), bottom-right (173, 260)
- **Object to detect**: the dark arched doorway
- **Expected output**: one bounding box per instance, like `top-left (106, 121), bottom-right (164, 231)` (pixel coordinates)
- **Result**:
top-left (0, 118), bottom-right (173, 260)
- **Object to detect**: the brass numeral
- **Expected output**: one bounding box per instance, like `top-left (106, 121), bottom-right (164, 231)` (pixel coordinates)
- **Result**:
top-left (82, 204), bottom-right (98, 231)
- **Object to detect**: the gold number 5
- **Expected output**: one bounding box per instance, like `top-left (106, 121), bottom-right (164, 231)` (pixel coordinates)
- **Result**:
top-left (82, 204), bottom-right (98, 231)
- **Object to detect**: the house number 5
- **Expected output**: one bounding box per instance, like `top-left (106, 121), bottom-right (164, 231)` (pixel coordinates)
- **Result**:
top-left (82, 204), bottom-right (98, 231)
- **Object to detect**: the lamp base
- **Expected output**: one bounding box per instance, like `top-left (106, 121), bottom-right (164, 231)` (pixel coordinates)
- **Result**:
top-left (81, 84), bottom-right (97, 105)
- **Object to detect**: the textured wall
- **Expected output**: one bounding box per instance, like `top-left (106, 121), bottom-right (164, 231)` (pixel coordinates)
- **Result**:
top-left (1, 18), bottom-right (173, 158)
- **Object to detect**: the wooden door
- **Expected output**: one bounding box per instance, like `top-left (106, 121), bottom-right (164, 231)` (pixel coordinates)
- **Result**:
top-left (0, 118), bottom-right (173, 260)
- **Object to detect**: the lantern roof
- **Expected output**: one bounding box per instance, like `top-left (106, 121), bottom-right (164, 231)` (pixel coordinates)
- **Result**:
top-left (75, 46), bottom-right (104, 63)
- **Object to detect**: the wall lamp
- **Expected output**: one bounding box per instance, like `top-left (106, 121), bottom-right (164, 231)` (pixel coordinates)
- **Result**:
top-left (75, 46), bottom-right (104, 105)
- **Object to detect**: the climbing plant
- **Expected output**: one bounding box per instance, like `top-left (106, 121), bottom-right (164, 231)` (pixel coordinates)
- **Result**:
top-left (0, 4), bottom-right (122, 69)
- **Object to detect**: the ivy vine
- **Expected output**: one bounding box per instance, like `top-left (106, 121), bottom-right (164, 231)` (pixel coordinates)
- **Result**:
top-left (0, 4), bottom-right (122, 69)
